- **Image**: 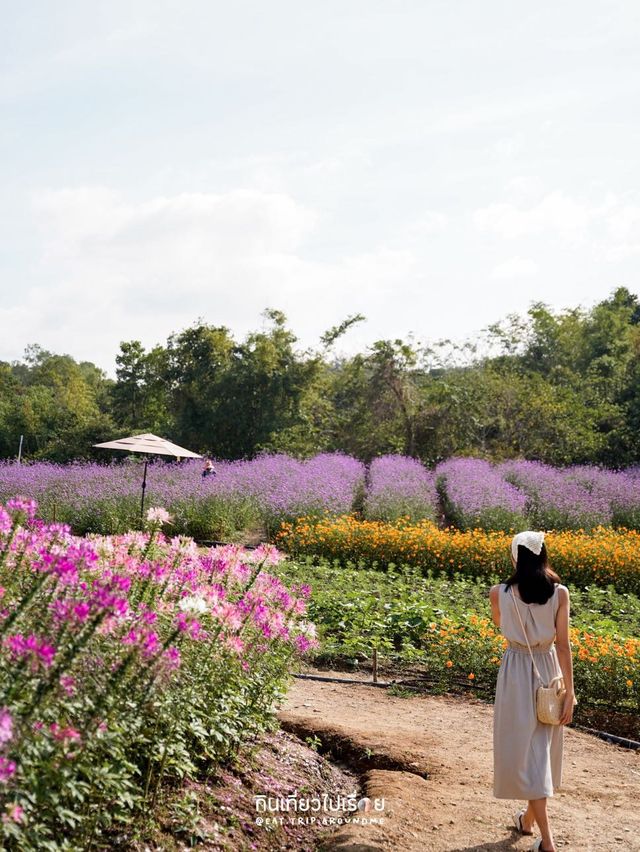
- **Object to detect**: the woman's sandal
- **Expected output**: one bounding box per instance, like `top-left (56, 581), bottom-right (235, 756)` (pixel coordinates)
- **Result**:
top-left (530, 838), bottom-right (556, 852)
top-left (513, 808), bottom-right (534, 835)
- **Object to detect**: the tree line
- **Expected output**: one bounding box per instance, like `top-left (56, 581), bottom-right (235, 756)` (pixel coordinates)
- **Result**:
top-left (1, 288), bottom-right (639, 467)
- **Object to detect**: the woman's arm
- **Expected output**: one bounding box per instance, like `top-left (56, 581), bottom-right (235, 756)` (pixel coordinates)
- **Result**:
top-left (489, 585), bottom-right (500, 628)
top-left (555, 586), bottom-right (576, 724)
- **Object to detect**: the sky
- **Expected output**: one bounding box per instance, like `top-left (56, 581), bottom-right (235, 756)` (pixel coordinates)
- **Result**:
top-left (1, 0), bottom-right (640, 373)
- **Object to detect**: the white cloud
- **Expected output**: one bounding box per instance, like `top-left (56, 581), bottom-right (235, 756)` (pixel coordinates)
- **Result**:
top-left (473, 191), bottom-right (591, 241)
top-left (0, 186), bottom-right (423, 369)
top-left (34, 187), bottom-right (316, 258)
top-left (473, 188), bottom-right (640, 266)
top-left (604, 243), bottom-right (640, 261)
top-left (505, 176), bottom-right (544, 199)
top-left (407, 212), bottom-right (448, 234)
top-left (490, 257), bottom-right (538, 280)
top-left (3, 179), bottom-right (637, 374)
top-left (491, 134), bottom-right (525, 160)
top-left (1, 187), bottom-right (317, 364)
top-left (3, 1), bottom-right (640, 384)
top-left (605, 202), bottom-right (640, 243)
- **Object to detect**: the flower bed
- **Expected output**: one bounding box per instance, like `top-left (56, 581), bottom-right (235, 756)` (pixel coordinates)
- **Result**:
top-left (4, 455), bottom-right (640, 539)
top-left (564, 464), bottom-right (640, 530)
top-left (0, 499), bottom-right (316, 850)
top-left (225, 452), bottom-right (365, 532)
top-left (364, 455), bottom-right (437, 522)
top-left (436, 458), bottom-right (528, 531)
top-left (0, 453), bottom-right (365, 539)
top-left (276, 515), bottom-right (640, 595)
top-left (499, 459), bottom-right (614, 530)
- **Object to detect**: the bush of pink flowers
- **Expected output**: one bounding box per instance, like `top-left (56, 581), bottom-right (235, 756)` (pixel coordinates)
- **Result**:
top-left (0, 498), bottom-right (316, 850)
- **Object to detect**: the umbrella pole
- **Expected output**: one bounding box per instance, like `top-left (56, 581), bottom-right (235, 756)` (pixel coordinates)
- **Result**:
top-left (140, 459), bottom-right (148, 525)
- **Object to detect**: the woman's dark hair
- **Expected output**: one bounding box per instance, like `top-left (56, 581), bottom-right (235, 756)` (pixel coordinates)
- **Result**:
top-left (504, 543), bottom-right (561, 605)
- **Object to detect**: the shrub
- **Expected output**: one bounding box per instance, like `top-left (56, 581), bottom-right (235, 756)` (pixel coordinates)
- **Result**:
top-left (436, 458), bottom-right (528, 532)
top-left (364, 455), bottom-right (438, 522)
top-left (0, 499), bottom-right (316, 850)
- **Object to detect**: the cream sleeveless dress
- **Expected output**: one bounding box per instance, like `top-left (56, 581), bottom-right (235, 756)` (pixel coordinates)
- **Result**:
top-left (493, 581), bottom-right (567, 799)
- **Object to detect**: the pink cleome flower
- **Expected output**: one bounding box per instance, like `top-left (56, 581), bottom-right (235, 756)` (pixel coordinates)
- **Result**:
top-left (6, 496), bottom-right (38, 521)
top-left (0, 507), bottom-right (12, 534)
top-left (162, 646), bottom-right (181, 671)
top-left (0, 709), bottom-right (12, 746)
top-left (50, 723), bottom-right (82, 744)
top-left (59, 676), bottom-right (76, 696)
top-left (225, 635), bottom-right (245, 655)
top-left (0, 757), bottom-right (16, 783)
top-left (295, 635), bottom-right (313, 654)
top-left (175, 612), bottom-right (207, 640)
top-left (2, 803), bottom-right (24, 824)
top-left (4, 634), bottom-right (56, 669)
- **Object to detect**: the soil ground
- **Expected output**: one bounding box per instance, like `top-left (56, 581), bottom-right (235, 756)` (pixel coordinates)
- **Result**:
top-left (277, 670), bottom-right (640, 852)
top-left (128, 728), bottom-right (359, 851)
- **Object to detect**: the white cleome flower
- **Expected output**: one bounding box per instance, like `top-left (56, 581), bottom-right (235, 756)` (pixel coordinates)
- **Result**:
top-left (288, 619), bottom-right (317, 639)
top-left (178, 595), bottom-right (208, 614)
top-left (146, 507), bottom-right (172, 524)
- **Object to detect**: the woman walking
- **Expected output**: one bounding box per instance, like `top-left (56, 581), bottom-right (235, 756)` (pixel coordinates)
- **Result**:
top-left (489, 531), bottom-right (576, 852)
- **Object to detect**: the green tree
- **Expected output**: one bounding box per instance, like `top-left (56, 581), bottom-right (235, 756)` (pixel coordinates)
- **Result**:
top-left (223, 310), bottom-right (323, 457)
top-left (0, 349), bottom-right (115, 460)
top-left (113, 341), bottom-right (148, 427)
top-left (163, 322), bottom-right (235, 452)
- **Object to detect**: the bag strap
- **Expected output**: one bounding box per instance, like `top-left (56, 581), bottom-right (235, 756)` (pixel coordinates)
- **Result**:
top-left (510, 586), bottom-right (545, 684)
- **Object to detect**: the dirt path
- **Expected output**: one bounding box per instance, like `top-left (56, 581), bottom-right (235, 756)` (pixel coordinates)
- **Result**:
top-left (277, 672), bottom-right (640, 852)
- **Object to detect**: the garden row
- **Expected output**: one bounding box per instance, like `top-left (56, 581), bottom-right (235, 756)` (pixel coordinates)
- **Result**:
top-left (0, 499), bottom-right (314, 851)
top-left (438, 457), bottom-right (640, 531)
top-left (275, 559), bottom-right (639, 736)
top-left (2, 453), bottom-right (640, 537)
top-left (276, 515), bottom-right (640, 595)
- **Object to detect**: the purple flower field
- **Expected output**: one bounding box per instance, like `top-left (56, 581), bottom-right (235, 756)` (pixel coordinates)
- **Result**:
top-left (1, 453), bottom-right (640, 535)
top-left (222, 452), bottom-right (365, 521)
top-left (0, 453), bottom-right (365, 538)
top-left (564, 465), bottom-right (640, 528)
top-left (364, 455), bottom-right (438, 522)
top-left (436, 458), bottom-right (528, 531)
top-left (499, 460), bottom-right (615, 529)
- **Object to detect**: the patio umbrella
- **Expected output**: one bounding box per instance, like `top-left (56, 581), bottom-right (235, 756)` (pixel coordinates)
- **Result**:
top-left (93, 433), bottom-right (202, 523)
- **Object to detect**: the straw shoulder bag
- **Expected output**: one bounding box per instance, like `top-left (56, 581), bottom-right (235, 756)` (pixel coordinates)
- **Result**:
top-left (510, 586), bottom-right (577, 725)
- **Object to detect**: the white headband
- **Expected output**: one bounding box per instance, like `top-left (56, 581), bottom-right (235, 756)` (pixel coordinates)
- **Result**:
top-left (511, 530), bottom-right (545, 562)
